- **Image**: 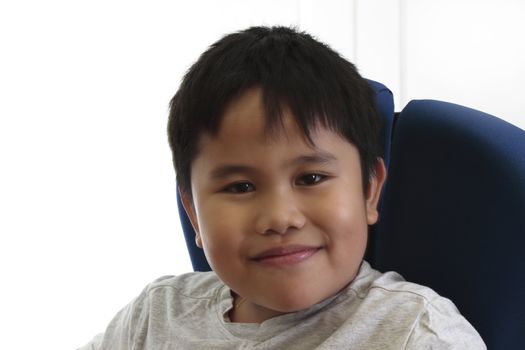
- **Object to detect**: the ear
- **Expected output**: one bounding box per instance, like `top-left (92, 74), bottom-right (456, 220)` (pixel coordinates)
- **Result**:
top-left (365, 158), bottom-right (387, 225)
top-left (179, 188), bottom-right (203, 248)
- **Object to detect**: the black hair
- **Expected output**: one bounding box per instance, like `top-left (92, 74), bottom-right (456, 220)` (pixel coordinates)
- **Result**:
top-left (168, 26), bottom-right (383, 197)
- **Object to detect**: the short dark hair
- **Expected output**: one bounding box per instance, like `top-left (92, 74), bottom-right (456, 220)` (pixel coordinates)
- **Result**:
top-left (168, 26), bottom-right (383, 197)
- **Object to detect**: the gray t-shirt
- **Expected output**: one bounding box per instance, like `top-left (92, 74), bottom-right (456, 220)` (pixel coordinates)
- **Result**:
top-left (79, 261), bottom-right (486, 349)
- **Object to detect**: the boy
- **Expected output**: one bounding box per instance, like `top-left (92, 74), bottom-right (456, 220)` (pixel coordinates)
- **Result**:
top-left (80, 26), bottom-right (486, 349)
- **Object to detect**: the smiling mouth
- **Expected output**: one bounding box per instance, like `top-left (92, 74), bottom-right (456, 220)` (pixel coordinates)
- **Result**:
top-left (251, 245), bottom-right (322, 267)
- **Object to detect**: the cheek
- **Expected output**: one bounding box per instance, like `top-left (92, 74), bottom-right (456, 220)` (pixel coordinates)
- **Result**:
top-left (312, 191), bottom-right (369, 256)
top-left (314, 188), bottom-right (368, 232)
top-left (323, 207), bottom-right (368, 245)
top-left (195, 204), bottom-right (246, 264)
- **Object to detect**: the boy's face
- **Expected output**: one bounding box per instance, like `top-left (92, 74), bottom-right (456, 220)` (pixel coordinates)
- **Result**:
top-left (182, 87), bottom-right (386, 321)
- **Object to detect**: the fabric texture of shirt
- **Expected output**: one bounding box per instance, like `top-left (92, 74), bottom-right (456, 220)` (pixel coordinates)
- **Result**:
top-left (79, 261), bottom-right (486, 349)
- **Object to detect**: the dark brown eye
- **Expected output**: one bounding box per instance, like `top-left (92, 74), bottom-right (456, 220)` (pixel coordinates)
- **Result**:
top-left (296, 174), bottom-right (326, 186)
top-left (225, 182), bottom-right (255, 193)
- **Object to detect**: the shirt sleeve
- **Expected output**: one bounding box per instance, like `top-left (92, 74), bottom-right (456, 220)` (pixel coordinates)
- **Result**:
top-left (404, 296), bottom-right (487, 350)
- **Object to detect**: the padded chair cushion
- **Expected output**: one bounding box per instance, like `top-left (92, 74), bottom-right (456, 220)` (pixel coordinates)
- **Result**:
top-left (367, 79), bottom-right (395, 169)
top-left (375, 100), bottom-right (525, 349)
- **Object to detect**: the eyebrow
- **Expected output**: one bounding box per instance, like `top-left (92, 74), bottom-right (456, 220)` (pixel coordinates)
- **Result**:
top-left (291, 152), bottom-right (337, 167)
top-left (209, 165), bottom-right (257, 180)
top-left (209, 152), bottom-right (337, 180)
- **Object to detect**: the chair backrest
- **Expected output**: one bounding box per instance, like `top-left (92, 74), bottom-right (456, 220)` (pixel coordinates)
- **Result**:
top-left (374, 100), bottom-right (525, 349)
top-left (177, 79), bottom-right (395, 272)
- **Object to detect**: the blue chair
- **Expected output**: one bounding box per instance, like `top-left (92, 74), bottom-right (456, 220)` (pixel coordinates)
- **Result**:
top-left (177, 79), bottom-right (396, 272)
top-left (374, 100), bottom-right (525, 349)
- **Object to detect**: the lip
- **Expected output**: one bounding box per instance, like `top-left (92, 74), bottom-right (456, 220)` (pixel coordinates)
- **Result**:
top-left (250, 245), bottom-right (322, 267)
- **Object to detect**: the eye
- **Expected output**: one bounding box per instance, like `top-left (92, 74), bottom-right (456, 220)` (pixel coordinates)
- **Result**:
top-left (296, 173), bottom-right (327, 186)
top-left (223, 182), bottom-right (255, 194)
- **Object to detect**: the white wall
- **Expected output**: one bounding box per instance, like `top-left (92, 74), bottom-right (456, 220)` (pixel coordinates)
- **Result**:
top-left (402, 0), bottom-right (525, 129)
top-left (354, 0), bottom-right (525, 130)
top-left (1, 1), bottom-right (523, 349)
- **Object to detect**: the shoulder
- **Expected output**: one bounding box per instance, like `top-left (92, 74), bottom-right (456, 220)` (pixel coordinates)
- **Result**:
top-left (95, 271), bottom-right (224, 349)
top-left (351, 261), bottom-right (440, 301)
top-left (350, 261), bottom-right (457, 312)
top-left (143, 271), bottom-right (223, 299)
top-left (344, 262), bottom-right (486, 349)
top-left (110, 271), bottom-right (223, 320)
top-left (125, 271), bottom-right (224, 320)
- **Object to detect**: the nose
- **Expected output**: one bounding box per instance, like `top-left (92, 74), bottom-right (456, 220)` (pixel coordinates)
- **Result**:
top-left (254, 190), bottom-right (306, 235)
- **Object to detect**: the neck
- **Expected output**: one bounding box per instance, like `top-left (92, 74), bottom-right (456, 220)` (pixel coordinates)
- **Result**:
top-left (229, 293), bottom-right (286, 324)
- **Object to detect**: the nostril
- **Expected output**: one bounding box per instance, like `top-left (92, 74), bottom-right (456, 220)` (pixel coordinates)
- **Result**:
top-left (254, 209), bottom-right (306, 235)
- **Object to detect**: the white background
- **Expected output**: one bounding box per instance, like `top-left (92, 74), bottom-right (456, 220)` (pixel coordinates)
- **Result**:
top-left (0, 1), bottom-right (523, 349)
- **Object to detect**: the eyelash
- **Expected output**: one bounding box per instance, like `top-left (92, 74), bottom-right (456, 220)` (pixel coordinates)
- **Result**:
top-left (223, 182), bottom-right (255, 194)
top-left (222, 173), bottom-right (328, 194)
top-left (295, 173), bottom-right (328, 186)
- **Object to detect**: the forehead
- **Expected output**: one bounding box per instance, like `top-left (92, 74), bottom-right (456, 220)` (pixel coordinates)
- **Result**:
top-left (192, 87), bottom-right (360, 173)
top-left (213, 87), bottom-right (304, 143)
